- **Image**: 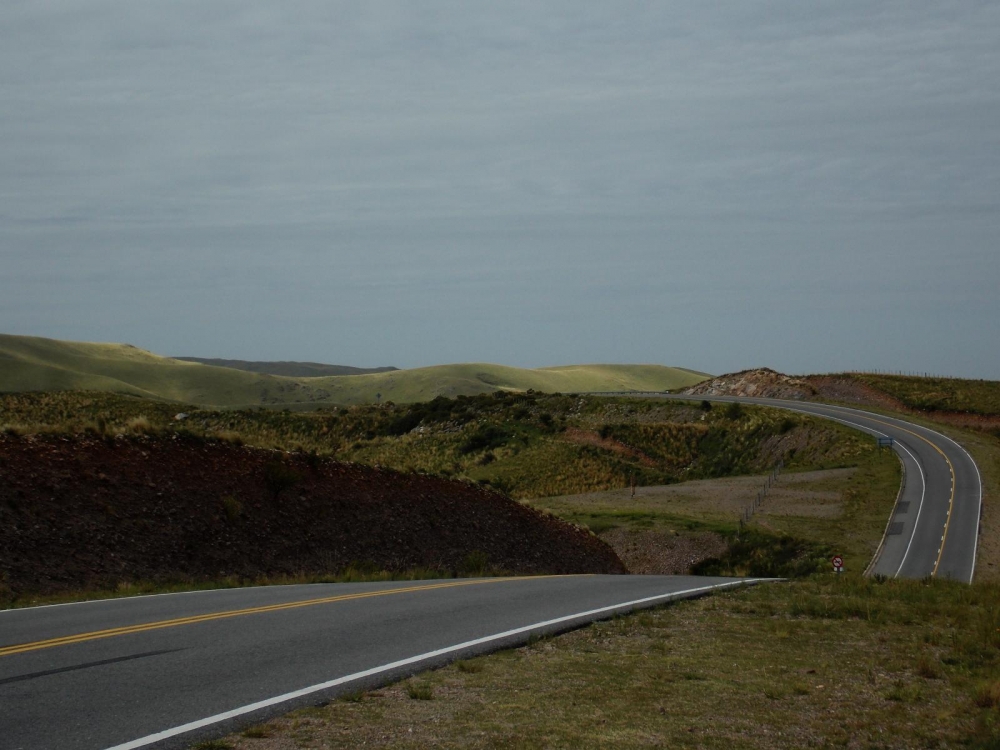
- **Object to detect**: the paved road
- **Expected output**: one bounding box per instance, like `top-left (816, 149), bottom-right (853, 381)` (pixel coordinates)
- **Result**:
top-left (655, 395), bottom-right (983, 581)
top-left (0, 574), bottom-right (764, 750)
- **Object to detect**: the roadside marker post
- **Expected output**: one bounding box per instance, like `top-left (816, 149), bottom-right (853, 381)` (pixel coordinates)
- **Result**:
top-left (832, 555), bottom-right (844, 574)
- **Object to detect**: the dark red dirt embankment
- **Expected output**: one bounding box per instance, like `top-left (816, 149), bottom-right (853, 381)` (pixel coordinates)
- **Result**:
top-left (0, 434), bottom-right (625, 599)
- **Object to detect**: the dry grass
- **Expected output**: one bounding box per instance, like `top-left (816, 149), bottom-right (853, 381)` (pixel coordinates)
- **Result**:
top-left (211, 579), bottom-right (1000, 749)
top-left (532, 468), bottom-right (855, 525)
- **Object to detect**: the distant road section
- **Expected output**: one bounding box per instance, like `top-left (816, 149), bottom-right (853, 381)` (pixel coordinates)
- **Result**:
top-left (652, 395), bottom-right (982, 582)
top-left (1, 575), bottom-right (765, 750)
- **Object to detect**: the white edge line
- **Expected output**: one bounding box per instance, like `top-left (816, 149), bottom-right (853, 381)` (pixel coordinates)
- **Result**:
top-left (766, 406), bottom-right (927, 578)
top-left (864, 452), bottom-right (905, 578)
top-left (892, 440), bottom-right (926, 577)
top-left (783, 399), bottom-right (981, 581)
top-left (661, 396), bottom-right (929, 580)
top-left (968, 455), bottom-right (983, 584)
top-left (103, 579), bottom-right (768, 750)
top-left (604, 393), bottom-right (982, 580)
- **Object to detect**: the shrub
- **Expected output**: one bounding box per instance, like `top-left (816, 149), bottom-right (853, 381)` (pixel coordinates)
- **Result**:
top-left (459, 425), bottom-right (510, 455)
top-left (975, 682), bottom-right (1000, 709)
top-left (916, 654), bottom-right (941, 679)
top-left (724, 402), bottom-right (744, 420)
top-left (241, 724), bottom-right (274, 738)
top-left (263, 461), bottom-right (300, 498)
top-left (126, 416), bottom-right (152, 434)
top-left (459, 550), bottom-right (490, 576)
top-left (221, 495), bottom-right (242, 522)
top-left (692, 529), bottom-right (828, 579)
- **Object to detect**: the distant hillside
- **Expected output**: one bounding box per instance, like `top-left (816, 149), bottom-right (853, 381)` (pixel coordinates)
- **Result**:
top-left (173, 357), bottom-right (398, 378)
top-left (0, 333), bottom-right (710, 407)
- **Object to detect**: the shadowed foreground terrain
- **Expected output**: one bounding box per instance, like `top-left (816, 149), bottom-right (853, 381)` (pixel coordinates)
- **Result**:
top-left (0, 434), bottom-right (625, 603)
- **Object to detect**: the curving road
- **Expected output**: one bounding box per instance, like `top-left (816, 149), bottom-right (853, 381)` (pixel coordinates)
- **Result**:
top-left (0, 574), bottom-right (765, 750)
top-left (0, 397), bottom-right (981, 749)
top-left (659, 395), bottom-right (983, 582)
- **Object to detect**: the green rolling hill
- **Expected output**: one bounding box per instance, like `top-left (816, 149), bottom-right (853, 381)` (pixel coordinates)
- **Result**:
top-left (0, 334), bottom-right (709, 407)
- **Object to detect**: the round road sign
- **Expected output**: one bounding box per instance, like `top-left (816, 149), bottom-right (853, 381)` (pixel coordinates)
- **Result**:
top-left (832, 555), bottom-right (844, 569)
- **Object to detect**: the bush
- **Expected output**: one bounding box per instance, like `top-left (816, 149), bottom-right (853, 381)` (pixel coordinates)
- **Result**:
top-left (692, 529), bottom-right (829, 578)
top-left (975, 682), bottom-right (1000, 709)
top-left (126, 416), bottom-right (152, 434)
top-left (221, 495), bottom-right (242, 522)
top-left (459, 550), bottom-right (490, 576)
top-left (459, 425), bottom-right (510, 455)
top-left (262, 461), bottom-right (300, 498)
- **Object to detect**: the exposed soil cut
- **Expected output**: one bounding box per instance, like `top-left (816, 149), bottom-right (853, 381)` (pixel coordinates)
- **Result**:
top-left (599, 529), bottom-right (728, 575)
top-left (561, 427), bottom-right (658, 467)
top-left (684, 368), bottom-right (817, 400)
top-left (684, 369), bottom-right (1000, 431)
top-left (0, 434), bottom-right (625, 600)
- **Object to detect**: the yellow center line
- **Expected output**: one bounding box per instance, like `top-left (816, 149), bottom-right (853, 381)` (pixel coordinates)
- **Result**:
top-left (1, 576), bottom-right (572, 658)
top-left (857, 414), bottom-right (956, 577)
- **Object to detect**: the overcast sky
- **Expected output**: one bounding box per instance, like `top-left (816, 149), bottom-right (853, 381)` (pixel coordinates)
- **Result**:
top-left (2, 2), bottom-right (998, 377)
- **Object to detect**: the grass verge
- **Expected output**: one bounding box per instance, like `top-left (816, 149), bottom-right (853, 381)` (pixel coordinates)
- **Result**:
top-left (209, 577), bottom-right (1000, 749)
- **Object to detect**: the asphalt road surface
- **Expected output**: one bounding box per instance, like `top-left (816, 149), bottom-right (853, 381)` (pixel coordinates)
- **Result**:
top-left (0, 574), bottom-right (764, 750)
top-left (656, 395), bottom-right (982, 582)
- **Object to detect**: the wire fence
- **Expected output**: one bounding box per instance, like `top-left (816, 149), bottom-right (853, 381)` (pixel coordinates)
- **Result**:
top-left (737, 459), bottom-right (783, 538)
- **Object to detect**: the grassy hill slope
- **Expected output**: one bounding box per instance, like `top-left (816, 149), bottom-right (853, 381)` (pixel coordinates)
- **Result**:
top-left (173, 357), bottom-right (398, 378)
top-left (0, 334), bottom-right (709, 407)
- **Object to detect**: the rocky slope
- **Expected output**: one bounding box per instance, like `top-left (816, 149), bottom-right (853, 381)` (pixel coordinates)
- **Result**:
top-left (683, 368), bottom-right (817, 400)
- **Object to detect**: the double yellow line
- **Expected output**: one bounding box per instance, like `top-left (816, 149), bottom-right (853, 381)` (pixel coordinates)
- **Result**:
top-left (1, 577), bottom-right (549, 659)
top-left (861, 415), bottom-right (956, 577)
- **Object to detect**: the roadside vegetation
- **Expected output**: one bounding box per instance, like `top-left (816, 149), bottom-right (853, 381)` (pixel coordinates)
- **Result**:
top-left (192, 377), bottom-right (1000, 749)
top-left (6, 371), bottom-right (1000, 746)
top-left (847, 372), bottom-right (1000, 418)
top-left (0, 390), bottom-right (873, 500)
top-left (210, 576), bottom-right (1000, 750)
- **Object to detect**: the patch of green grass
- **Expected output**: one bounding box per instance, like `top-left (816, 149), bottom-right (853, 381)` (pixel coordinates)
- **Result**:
top-left (192, 741), bottom-right (233, 750)
top-left (405, 681), bottom-right (434, 700)
top-left (240, 723), bottom-right (275, 738)
top-left (848, 373), bottom-right (1000, 416)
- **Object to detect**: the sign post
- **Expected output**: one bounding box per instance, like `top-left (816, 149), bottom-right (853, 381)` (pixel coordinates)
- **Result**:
top-left (832, 555), bottom-right (844, 574)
